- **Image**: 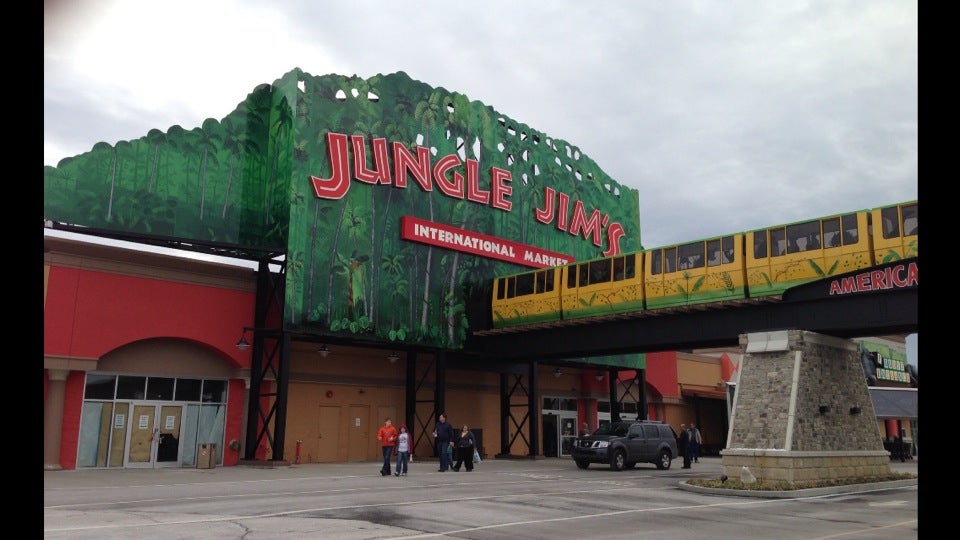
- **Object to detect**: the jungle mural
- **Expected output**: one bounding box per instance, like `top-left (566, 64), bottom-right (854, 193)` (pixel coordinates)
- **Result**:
top-left (43, 68), bottom-right (641, 349)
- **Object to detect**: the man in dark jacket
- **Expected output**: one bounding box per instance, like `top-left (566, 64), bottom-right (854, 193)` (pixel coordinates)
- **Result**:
top-left (677, 423), bottom-right (691, 469)
top-left (432, 413), bottom-right (455, 472)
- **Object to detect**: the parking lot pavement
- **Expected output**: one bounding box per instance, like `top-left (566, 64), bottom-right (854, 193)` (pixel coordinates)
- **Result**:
top-left (44, 455), bottom-right (918, 540)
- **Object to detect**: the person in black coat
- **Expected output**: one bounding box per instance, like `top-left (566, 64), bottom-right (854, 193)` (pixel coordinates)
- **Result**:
top-left (432, 413), bottom-right (455, 472)
top-left (677, 423), bottom-right (691, 469)
top-left (452, 424), bottom-right (477, 472)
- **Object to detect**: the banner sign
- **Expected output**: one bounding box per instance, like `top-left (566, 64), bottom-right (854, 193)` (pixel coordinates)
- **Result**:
top-left (401, 215), bottom-right (573, 268)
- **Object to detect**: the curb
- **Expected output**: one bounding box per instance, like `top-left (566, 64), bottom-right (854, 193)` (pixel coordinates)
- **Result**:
top-left (678, 478), bottom-right (918, 498)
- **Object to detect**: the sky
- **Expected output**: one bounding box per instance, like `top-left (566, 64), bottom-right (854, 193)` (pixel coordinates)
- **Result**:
top-left (43, 0), bottom-right (917, 365)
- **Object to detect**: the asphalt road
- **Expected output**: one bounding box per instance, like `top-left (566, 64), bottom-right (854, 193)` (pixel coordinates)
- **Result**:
top-left (44, 456), bottom-right (918, 539)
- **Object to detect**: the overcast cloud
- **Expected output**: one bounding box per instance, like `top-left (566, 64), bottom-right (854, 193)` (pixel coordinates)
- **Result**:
top-left (44, 0), bottom-right (917, 363)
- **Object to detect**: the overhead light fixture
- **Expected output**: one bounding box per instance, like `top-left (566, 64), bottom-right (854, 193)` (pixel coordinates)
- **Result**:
top-left (235, 326), bottom-right (281, 351)
top-left (595, 372), bottom-right (605, 382)
top-left (235, 326), bottom-right (254, 350)
top-left (388, 351), bottom-right (399, 363)
top-left (554, 367), bottom-right (562, 378)
top-left (318, 344), bottom-right (330, 358)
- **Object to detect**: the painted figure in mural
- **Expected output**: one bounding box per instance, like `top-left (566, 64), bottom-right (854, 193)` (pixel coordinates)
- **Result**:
top-left (453, 424), bottom-right (477, 472)
top-left (432, 413), bottom-right (455, 472)
top-left (376, 418), bottom-right (398, 476)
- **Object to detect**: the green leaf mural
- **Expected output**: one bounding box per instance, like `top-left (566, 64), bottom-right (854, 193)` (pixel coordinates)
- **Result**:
top-left (44, 68), bottom-right (641, 350)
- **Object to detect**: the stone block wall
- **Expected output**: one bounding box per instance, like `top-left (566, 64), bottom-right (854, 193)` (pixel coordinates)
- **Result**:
top-left (722, 330), bottom-right (892, 483)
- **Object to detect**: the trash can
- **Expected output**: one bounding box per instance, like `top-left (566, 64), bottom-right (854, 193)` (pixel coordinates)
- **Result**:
top-left (197, 443), bottom-right (216, 469)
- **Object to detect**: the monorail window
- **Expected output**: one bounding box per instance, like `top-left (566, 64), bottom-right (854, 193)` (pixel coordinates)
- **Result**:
top-left (613, 254), bottom-right (635, 280)
top-left (902, 203), bottom-right (917, 236)
top-left (589, 259), bottom-right (612, 285)
top-left (664, 247), bottom-right (677, 273)
top-left (881, 205), bottom-right (901, 239)
top-left (722, 235), bottom-right (734, 263)
top-left (678, 241), bottom-right (704, 269)
top-left (753, 231), bottom-right (767, 258)
top-left (577, 263), bottom-right (590, 287)
top-left (536, 269), bottom-right (555, 293)
top-left (650, 250), bottom-right (662, 275)
top-left (497, 277), bottom-right (514, 299)
top-left (770, 228), bottom-right (786, 257)
top-left (823, 218), bottom-right (841, 248)
top-left (516, 272), bottom-right (535, 296)
top-left (707, 239), bottom-right (721, 266)
top-left (841, 213), bottom-right (859, 244)
top-left (787, 220), bottom-right (821, 253)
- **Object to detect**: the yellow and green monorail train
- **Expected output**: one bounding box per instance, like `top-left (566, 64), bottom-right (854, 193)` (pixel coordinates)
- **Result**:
top-left (491, 200), bottom-right (917, 328)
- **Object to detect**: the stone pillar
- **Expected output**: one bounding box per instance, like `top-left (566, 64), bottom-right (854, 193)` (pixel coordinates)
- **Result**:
top-left (721, 330), bottom-right (891, 484)
top-left (44, 369), bottom-right (69, 470)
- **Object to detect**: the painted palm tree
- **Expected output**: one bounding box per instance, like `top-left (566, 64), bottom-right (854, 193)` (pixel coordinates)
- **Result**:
top-left (195, 119), bottom-right (223, 221)
top-left (145, 129), bottom-right (167, 194)
top-left (350, 116), bottom-right (383, 323)
top-left (380, 252), bottom-right (407, 331)
top-left (267, 96), bottom-right (294, 224)
top-left (219, 115), bottom-right (251, 219)
top-left (413, 90), bottom-right (445, 334)
top-left (105, 140), bottom-right (131, 222)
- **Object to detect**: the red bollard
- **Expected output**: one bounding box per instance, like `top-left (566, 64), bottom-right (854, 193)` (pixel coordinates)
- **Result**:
top-left (295, 439), bottom-right (302, 464)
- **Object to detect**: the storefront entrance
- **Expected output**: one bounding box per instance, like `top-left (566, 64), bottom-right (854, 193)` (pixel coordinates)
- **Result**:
top-left (126, 403), bottom-right (185, 468)
top-left (542, 397), bottom-right (579, 458)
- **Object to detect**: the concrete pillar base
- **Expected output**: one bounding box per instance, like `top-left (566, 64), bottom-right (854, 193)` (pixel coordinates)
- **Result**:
top-left (720, 449), bottom-right (892, 484)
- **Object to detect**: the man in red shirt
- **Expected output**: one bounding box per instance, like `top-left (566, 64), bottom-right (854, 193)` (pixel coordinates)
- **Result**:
top-left (377, 418), bottom-right (399, 476)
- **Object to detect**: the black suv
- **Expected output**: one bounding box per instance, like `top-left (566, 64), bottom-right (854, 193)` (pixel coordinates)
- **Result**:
top-left (571, 420), bottom-right (678, 471)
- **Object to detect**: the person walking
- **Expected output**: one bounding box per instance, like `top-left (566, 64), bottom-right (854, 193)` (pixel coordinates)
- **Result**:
top-left (432, 413), bottom-right (455, 472)
top-left (394, 424), bottom-right (411, 476)
top-left (689, 423), bottom-right (702, 463)
top-left (677, 423), bottom-right (691, 469)
top-left (452, 424), bottom-right (477, 472)
top-left (376, 418), bottom-right (398, 476)
top-left (579, 422), bottom-right (591, 438)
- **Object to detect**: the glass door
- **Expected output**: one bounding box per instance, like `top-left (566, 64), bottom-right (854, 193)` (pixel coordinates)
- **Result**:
top-left (125, 403), bottom-right (185, 468)
top-left (558, 413), bottom-right (578, 457)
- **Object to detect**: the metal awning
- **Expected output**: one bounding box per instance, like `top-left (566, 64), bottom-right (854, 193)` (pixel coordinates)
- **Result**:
top-left (679, 384), bottom-right (727, 399)
top-left (868, 387), bottom-right (918, 420)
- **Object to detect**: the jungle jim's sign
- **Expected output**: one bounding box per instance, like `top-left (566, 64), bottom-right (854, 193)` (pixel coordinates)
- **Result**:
top-left (309, 132), bottom-right (628, 266)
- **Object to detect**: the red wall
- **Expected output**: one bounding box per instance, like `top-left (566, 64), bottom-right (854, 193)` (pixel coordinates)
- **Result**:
top-left (45, 262), bottom-right (257, 469)
top-left (644, 351), bottom-right (680, 398)
top-left (60, 372), bottom-right (86, 469)
top-left (44, 265), bottom-right (254, 366)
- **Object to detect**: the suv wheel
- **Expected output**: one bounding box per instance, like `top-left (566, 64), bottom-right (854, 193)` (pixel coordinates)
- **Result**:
top-left (655, 449), bottom-right (672, 470)
top-left (575, 460), bottom-right (589, 470)
top-left (609, 449), bottom-right (626, 471)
